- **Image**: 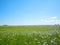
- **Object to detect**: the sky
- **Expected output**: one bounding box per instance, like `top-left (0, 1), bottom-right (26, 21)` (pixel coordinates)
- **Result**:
top-left (0, 0), bottom-right (60, 25)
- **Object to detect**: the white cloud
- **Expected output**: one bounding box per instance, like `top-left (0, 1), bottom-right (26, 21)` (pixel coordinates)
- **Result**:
top-left (39, 16), bottom-right (60, 25)
top-left (50, 16), bottom-right (57, 19)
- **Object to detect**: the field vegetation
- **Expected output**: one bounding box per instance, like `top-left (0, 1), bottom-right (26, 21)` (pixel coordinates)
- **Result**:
top-left (0, 25), bottom-right (60, 45)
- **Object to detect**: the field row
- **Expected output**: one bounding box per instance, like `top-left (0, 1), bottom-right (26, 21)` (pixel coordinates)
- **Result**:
top-left (0, 30), bottom-right (60, 45)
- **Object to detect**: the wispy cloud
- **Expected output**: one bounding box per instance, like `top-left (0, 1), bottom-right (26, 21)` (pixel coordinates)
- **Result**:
top-left (40, 16), bottom-right (60, 25)
top-left (50, 16), bottom-right (57, 19)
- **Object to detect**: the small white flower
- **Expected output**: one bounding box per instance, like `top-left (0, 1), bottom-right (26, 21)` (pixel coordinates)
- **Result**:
top-left (29, 42), bottom-right (32, 44)
top-left (34, 38), bottom-right (38, 41)
top-left (43, 42), bottom-right (48, 45)
top-left (37, 41), bottom-right (40, 44)
top-left (51, 40), bottom-right (54, 43)
top-left (0, 39), bottom-right (2, 40)
top-left (6, 44), bottom-right (8, 45)
top-left (7, 38), bottom-right (9, 40)
top-left (25, 42), bottom-right (28, 44)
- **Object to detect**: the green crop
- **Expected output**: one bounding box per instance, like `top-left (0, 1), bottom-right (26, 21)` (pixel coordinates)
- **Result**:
top-left (0, 25), bottom-right (60, 45)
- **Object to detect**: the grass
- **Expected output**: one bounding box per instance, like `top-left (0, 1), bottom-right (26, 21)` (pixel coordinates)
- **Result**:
top-left (0, 25), bottom-right (60, 45)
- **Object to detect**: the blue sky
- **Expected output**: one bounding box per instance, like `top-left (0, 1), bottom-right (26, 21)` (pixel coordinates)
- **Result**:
top-left (0, 0), bottom-right (60, 25)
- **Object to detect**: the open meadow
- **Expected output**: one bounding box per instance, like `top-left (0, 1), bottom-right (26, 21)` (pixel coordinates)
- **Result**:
top-left (0, 25), bottom-right (60, 45)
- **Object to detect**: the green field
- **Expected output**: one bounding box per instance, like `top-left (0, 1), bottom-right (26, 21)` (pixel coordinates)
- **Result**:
top-left (0, 25), bottom-right (60, 45)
